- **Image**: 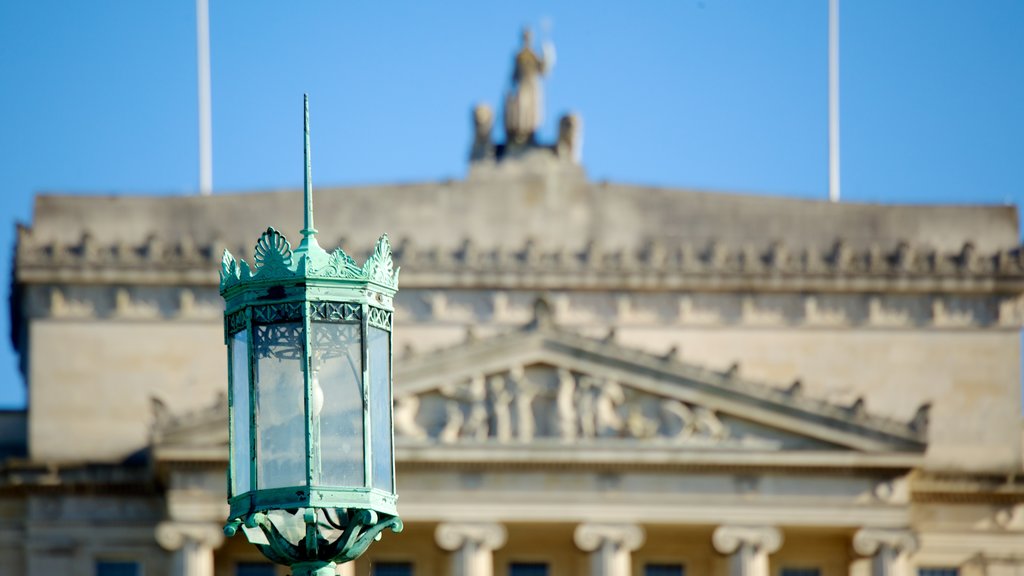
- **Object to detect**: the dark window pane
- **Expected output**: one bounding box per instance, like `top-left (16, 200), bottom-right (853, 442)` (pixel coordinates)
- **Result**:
top-left (373, 562), bottom-right (413, 576)
top-left (236, 563), bottom-right (276, 576)
top-left (919, 569), bottom-right (959, 576)
top-left (96, 562), bottom-right (140, 576)
top-left (646, 564), bottom-right (685, 576)
top-left (510, 563), bottom-right (548, 576)
top-left (781, 569), bottom-right (821, 576)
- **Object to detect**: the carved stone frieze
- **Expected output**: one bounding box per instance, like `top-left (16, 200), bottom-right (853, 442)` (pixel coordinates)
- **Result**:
top-left (16, 229), bottom-right (1024, 292)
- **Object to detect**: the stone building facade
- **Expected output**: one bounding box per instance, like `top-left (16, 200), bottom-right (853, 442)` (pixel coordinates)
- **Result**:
top-left (2, 35), bottom-right (1024, 576)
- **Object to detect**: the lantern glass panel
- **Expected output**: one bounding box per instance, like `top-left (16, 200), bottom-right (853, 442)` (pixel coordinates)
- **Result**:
top-left (312, 321), bottom-right (364, 487)
top-left (368, 325), bottom-right (393, 493)
top-left (254, 322), bottom-right (307, 490)
top-left (230, 329), bottom-right (251, 496)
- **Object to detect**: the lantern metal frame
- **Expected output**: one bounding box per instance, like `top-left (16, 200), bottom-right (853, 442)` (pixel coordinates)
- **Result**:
top-left (219, 96), bottom-right (402, 575)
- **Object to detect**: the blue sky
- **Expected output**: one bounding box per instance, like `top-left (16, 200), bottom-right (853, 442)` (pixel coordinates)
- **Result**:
top-left (0, 1), bottom-right (1022, 407)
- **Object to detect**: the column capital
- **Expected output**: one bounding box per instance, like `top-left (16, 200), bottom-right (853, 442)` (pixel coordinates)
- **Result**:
top-left (155, 521), bottom-right (225, 551)
top-left (574, 523), bottom-right (646, 552)
top-left (435, 522), bottom-right (508, 552)
top-left (712, 526), bottom-right (782, 555)
top-left (853, 528), bottom-right (918, 557)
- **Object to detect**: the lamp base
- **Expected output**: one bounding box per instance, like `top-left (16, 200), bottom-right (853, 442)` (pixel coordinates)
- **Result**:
top-left (224, 508), bottom-right (403, 571)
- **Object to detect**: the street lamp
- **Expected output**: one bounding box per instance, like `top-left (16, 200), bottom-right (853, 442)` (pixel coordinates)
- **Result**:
top-left (220, 95), bottom-right (402, 576)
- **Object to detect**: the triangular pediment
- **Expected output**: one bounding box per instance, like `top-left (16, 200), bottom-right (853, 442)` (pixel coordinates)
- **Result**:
top-left (149, 311), bottom-right (927, 470)
top-left (395, 317), bottom-right (927, 457)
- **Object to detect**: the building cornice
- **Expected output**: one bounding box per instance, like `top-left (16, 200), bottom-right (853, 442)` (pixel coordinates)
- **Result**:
top-left (910, 471), bottom-right (1024, 504)
top-left (0, 460), bottom-right (157, 496)
top-left (15, 230), bottom-right (1024, 295)
top-left (394, 444), bottom-right (924, 472)
top-left (15, 283), bottom-right (1024, 332)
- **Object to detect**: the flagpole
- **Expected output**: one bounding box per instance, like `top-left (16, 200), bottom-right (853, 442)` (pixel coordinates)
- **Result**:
top-left (197, 0), bottom-right (213, 196)
top-left (828, 0), bottom-right (840, 203)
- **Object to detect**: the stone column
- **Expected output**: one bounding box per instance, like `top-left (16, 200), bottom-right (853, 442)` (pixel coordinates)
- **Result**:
top-left (435, 522), bottom-right (508, 576)
top-left (155, 522), bottom-right (224, 576)
top-left (574, 523), bottom-right (646, 576)
top-left (712, 526), bottom-right (783, 576)
top-left (853, 529), bottom-right (918, 576)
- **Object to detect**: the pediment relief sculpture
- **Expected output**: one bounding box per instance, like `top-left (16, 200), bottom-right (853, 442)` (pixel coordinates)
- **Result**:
top-left (395, 306), bottom-right (928, 453)
top-left (395, 365), bottom-right (761, 447)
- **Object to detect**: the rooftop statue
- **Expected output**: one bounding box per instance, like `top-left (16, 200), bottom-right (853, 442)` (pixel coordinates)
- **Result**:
top-left (469, 27), bottom-right (583, 167)
top-left (504, 27), bottom-right (555, 145)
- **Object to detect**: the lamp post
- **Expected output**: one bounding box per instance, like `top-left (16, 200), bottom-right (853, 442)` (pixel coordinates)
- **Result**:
top-left (219, 95), bottom-right (402, 576)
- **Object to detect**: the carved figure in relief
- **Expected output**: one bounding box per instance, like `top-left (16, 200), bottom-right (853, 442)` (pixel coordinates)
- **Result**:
top-left (578, 377), bottom-right (625, 438)
top-left (439, 401), bottom-right (463, 444)
top-left (426, 366), bottom-right (737, 445)
top-left (577, 377), bottom-right (598, 439)
top-left (464, 376), bottom-right (489, 440)
top-left (625, 405), bottom-right (659, 439)
top-left (556, 369), bottom-right (577, 441)
top-left (439, 375), bottom-right (489, 441)
top-left (595, 380), bottom-right (626, 436)
top-left (693, 407), bottom-right (727, 441)
top-left (489, 374), bottom-right (514, 443)
top-left (393, 394), bottom-right (426, 440)
top-left (660, 400), bottom-right (696, 441)
top-left (510, 367), bottom-right (539, 441)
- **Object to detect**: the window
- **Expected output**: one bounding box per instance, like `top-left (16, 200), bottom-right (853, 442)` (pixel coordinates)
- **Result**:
top-left (373, 562), bottom-right (413, 576)
top-left (96, 562), bottom-right (141, 576)
top-left (919, 569), bottom-right (959, 576)
top-left (646, 565), bottom-right (685, 576)
top-left (509, 563), bottom-right (548, 576)
top-left (236, 563), bottom-right (276, 576)
top-left (781, 569), bottom-right (821, 576)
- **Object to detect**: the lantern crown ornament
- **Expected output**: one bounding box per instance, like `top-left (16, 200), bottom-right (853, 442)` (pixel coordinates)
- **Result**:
top-left (221, 95), bottom-right (402, 576)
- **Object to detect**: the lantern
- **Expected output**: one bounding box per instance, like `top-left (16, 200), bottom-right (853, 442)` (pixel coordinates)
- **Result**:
top-left (220, 96), bottom-right (401, 576)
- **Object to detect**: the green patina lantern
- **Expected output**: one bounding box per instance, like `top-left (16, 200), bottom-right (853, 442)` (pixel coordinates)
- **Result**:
top-left (220, 96), bottom-right (402, 576)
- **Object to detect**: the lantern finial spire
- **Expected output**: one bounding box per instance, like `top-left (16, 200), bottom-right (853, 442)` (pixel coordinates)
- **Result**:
top-left (301, 93), bottom-right (318, 244)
